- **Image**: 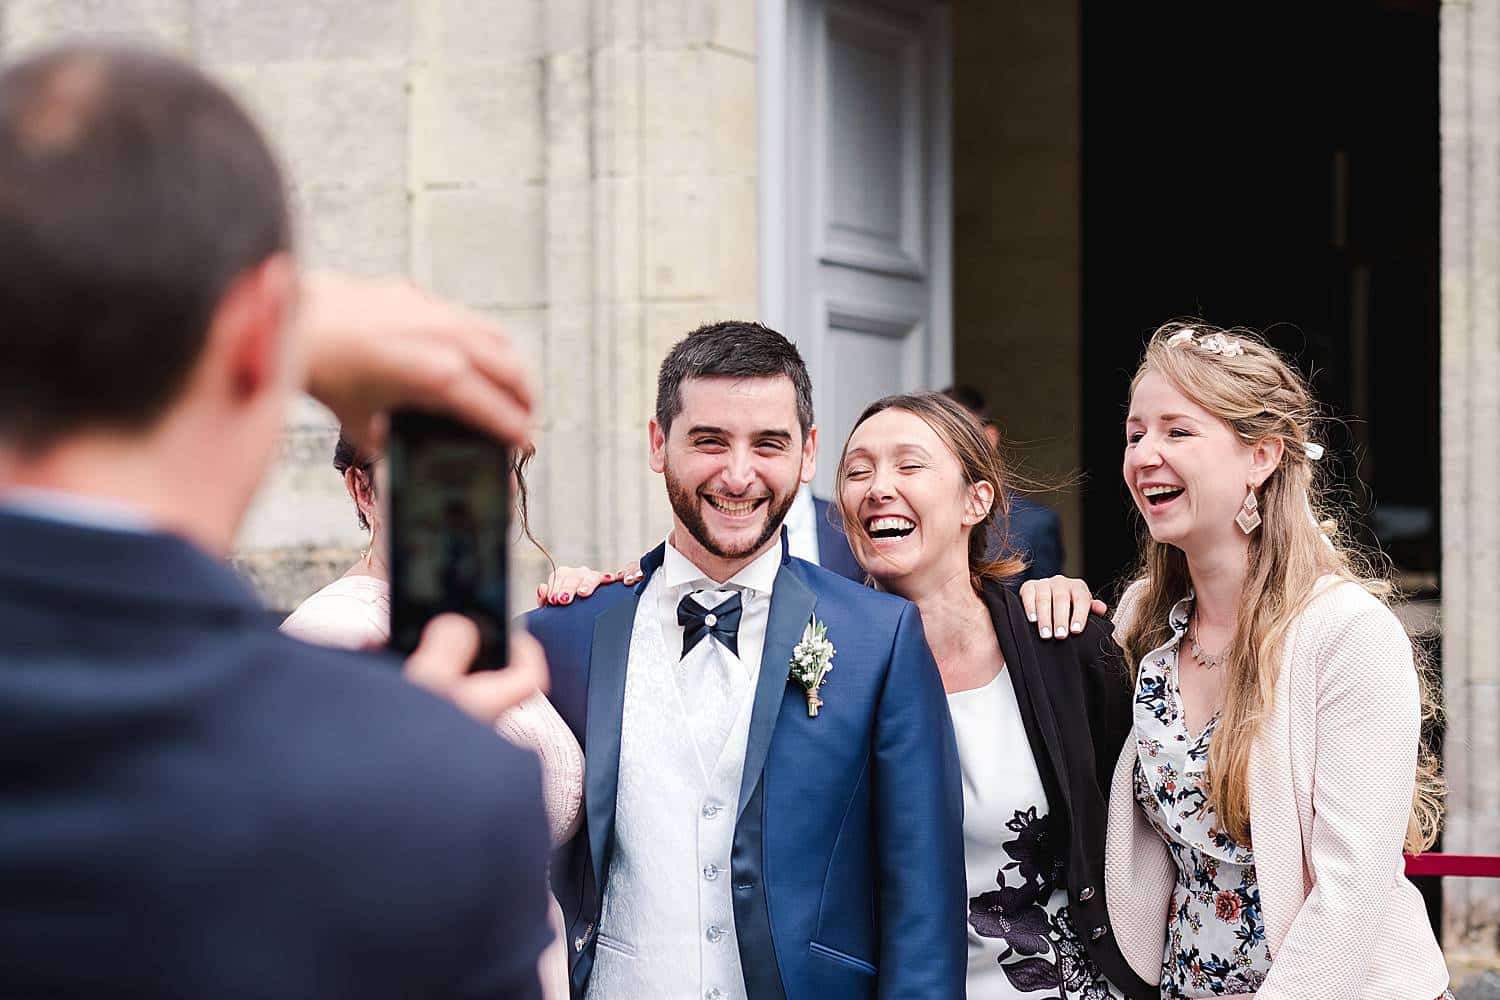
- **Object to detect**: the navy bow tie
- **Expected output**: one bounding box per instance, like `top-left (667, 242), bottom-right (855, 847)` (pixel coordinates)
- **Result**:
top-left (677, 591), bottom-right (743, 659)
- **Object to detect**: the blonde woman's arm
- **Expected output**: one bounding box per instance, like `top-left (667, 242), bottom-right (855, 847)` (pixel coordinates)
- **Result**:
top-left (1254, 588), bottom-right (1422, 1000)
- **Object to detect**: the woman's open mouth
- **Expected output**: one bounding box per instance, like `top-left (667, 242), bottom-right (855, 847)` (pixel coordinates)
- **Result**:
top-left (1140, 484), bottom-right (1184, 511)
top-left (865, 515), bottom-right (916, 544)
top-left (703, 494), bottom-right (768, 518)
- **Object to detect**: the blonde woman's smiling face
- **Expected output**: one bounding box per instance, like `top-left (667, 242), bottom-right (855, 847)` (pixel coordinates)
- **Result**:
top-left (1123, 369), bottom-right (1260, 553)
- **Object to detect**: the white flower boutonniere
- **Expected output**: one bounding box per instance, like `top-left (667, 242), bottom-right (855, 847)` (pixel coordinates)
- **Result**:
top-left (789, 616), bottom-right (835, 717)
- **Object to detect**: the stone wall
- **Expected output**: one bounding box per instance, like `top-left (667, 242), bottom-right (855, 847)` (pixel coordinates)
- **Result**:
top-left (1440, 0), bottom-right (1500, 958)
top-left (0, 0), bottom-right (759, 614)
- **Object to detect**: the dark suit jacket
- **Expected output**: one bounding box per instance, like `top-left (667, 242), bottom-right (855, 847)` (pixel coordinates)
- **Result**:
top-left (0, 509), bottom-right (552, 999)
top-left (526, 535), bottom-right (966, 1000)
top-left (1005, 493), bottom-right (1064, 584)
top-left (810, 496), bottom-right (863, 583)
top-left (980, 580), bottom-right (1155, 1000)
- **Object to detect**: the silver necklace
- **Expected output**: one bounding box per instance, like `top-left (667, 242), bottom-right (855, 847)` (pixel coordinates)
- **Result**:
top-left (1187, 616), bottom-right (1224, 671)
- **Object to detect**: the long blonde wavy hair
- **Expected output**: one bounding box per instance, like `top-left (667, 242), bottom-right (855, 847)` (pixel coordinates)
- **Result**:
top-left (1115, 321), bottom-right (1444, 853)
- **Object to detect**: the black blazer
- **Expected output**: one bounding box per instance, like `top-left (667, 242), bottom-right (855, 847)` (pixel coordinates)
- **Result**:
top-left (980, 580), bottom-right (1155, 1000)
top-left (0, 509), bottom-right (553, 999)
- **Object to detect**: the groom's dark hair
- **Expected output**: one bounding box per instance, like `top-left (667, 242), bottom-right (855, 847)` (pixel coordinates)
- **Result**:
top-left (655, 320), bottom-right (815, 437)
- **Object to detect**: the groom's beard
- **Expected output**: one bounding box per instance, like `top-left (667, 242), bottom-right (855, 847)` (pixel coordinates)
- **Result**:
top-left (664, 467), bottom-right (797, 562)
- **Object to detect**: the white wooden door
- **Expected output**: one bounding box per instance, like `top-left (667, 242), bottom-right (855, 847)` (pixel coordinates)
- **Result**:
top-left (762, 0), bottom-right (952, 497)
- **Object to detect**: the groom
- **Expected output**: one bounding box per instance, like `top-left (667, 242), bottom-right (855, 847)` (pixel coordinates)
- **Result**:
top-left (527, 322), bottom-right (964, 1000)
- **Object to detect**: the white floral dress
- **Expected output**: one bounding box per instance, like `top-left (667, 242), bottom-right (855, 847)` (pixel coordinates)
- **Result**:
top-left (952, 670), bottom-right (1124, 999)
top-left (1131, 597), bottom-right (1272, 998)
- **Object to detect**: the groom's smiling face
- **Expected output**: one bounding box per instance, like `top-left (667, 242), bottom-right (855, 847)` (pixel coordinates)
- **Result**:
top-left (649, 375), bottom-right (817, 579)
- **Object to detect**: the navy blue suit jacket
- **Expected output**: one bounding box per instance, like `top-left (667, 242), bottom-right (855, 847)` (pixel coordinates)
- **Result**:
top-left (810, 496), bottom-right (863, 583)
top-left (526, 535), bottom-right (965, 1000)
top-left (0, 509), bottom-right (552, 999)
top-left (1003, 493), bottom-right (1064, 585)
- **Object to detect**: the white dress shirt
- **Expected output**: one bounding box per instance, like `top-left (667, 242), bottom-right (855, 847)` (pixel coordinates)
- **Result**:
top-left (0, 485), bottom-right (152, 532)
top-left (586, 537), bottom-right (784, 1000)
top-left (657, 535), bottom-right (782, 681)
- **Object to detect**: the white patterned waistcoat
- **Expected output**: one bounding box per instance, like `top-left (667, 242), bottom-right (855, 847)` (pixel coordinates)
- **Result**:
top-left (586, 573), bottom-right (760, 1000)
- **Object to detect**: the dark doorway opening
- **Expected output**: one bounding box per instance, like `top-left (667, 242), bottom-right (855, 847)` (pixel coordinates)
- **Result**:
top-left (1079, 1), bottom-right (1440, 599)
top-left (1079, 0), bottom-right (1442, 932)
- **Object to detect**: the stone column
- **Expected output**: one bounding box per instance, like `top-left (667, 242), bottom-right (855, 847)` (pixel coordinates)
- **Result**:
top-left (1440, 0), bottom-right (1500, 957)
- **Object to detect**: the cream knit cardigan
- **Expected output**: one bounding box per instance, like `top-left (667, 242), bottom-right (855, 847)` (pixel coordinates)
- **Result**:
top-left (1104, 576), bottom-right (1449, 1000)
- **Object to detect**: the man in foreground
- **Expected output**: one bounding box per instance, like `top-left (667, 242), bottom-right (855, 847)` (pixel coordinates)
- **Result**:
top-left (0, 45), bottom-right (551, 998)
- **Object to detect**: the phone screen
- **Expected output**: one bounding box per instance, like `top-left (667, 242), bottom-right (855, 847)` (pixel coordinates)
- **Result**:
top-left (387, 411), bottom-right (511, 670)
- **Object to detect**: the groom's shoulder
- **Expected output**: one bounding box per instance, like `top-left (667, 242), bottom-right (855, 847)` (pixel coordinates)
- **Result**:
top-left (789, 557), bottom-right (911, 625)
top-left (524, 579), bottom-right (637, 640)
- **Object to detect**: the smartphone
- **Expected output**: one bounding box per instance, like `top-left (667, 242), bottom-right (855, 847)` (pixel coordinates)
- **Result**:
top-left (387, 410), bottom-right (511, 670)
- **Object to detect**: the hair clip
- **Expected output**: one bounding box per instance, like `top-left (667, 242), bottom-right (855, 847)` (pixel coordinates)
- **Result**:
top-left (1198, 333), bottom-right (1244, 357)
top-left (1303, 441), bottom-right (1324, 461)
top-left (1166, 329), bottom-right (1197, 347)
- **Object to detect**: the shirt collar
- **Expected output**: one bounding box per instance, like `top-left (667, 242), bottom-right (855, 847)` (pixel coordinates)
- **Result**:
top-left (661, 535), bottom-right (783, 596)
top-left (1167, 591), bottom-right (1194, 635)
top-left (0, 485), bottom-right (153, 533)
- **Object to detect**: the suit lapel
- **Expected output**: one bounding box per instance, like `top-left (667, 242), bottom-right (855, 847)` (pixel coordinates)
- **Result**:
top-left (737, 560), bottom-right (817, 821)
top-left (584, 544), bottom-right (662, 893)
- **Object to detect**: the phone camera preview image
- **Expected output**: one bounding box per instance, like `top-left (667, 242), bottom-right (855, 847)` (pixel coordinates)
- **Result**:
top-left (387, 412), bottom-right (511, 670)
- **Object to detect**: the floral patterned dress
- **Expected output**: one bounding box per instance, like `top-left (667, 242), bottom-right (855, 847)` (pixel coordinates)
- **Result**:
top-left (1131, 597), bottom-right (1273, 998)
top-left (951, 669), bottom-right (1124, 999)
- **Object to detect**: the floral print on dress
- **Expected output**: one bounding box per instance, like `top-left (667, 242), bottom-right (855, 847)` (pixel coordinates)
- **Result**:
top-left (967, 806), bottom-right (1121, 999)
top-left (1131, 595), bottom-right (1272, 998)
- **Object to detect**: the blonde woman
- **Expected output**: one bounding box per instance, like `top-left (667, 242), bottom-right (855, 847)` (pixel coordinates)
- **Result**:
top-left (1032, 322), bottom-right (1449, 998)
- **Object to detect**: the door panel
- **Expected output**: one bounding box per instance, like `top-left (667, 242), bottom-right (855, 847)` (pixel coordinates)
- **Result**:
top-left (779, 0), bottom-right (951, 497)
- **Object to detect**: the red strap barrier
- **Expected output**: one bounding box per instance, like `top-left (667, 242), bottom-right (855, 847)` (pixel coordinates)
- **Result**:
top-left (1404, 853), bottom-right (1500, 878)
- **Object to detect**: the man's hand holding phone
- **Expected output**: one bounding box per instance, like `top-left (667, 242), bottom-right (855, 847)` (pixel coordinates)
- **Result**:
top-left (404, 617), bottom-right (549, 724)
top-left (296, 271), bottom-right (535, 453)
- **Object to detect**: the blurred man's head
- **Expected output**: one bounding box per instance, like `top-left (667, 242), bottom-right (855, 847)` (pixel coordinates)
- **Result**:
top-left (0, 44), bottom-right (298, 544)
top-left (941, 385), bottom-right (1001, 450)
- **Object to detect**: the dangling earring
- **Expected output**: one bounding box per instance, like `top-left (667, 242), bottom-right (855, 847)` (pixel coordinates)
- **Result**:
top-left (1235, 488), bottom-right (1262, 534)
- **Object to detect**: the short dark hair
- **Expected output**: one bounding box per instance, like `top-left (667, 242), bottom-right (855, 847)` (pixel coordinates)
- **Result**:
top-left (941, 384), bottom-right (991, 423)
top-left (655, 320), bottom-right (814, 436)
top-left (0, 44), bottom-right (291, 450)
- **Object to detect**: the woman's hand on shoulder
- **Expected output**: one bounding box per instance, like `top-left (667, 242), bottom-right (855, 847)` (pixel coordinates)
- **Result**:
top-left (536, 561), bottom-right (643, 606)
top-left (1018, 575), bottom-right (1108, 640)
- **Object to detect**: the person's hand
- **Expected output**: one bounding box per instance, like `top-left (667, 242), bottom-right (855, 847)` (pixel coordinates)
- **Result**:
top-left (297, 272), bottom-right (535, 450)
top-left (1018, 575), bottom-right (1108, 640)
top-left (403, 615), bottom-right (548, 724)
top-left (536, 561), bottom-right (643, 606)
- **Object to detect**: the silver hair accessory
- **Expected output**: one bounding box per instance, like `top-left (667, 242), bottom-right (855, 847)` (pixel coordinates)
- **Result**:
top-left (1166, 328), bottom-right (1245, 357)
top-left (1303, 441), bottom-right (1324, 461)
top-left (1198, 332), bottom-right (1244, 357)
